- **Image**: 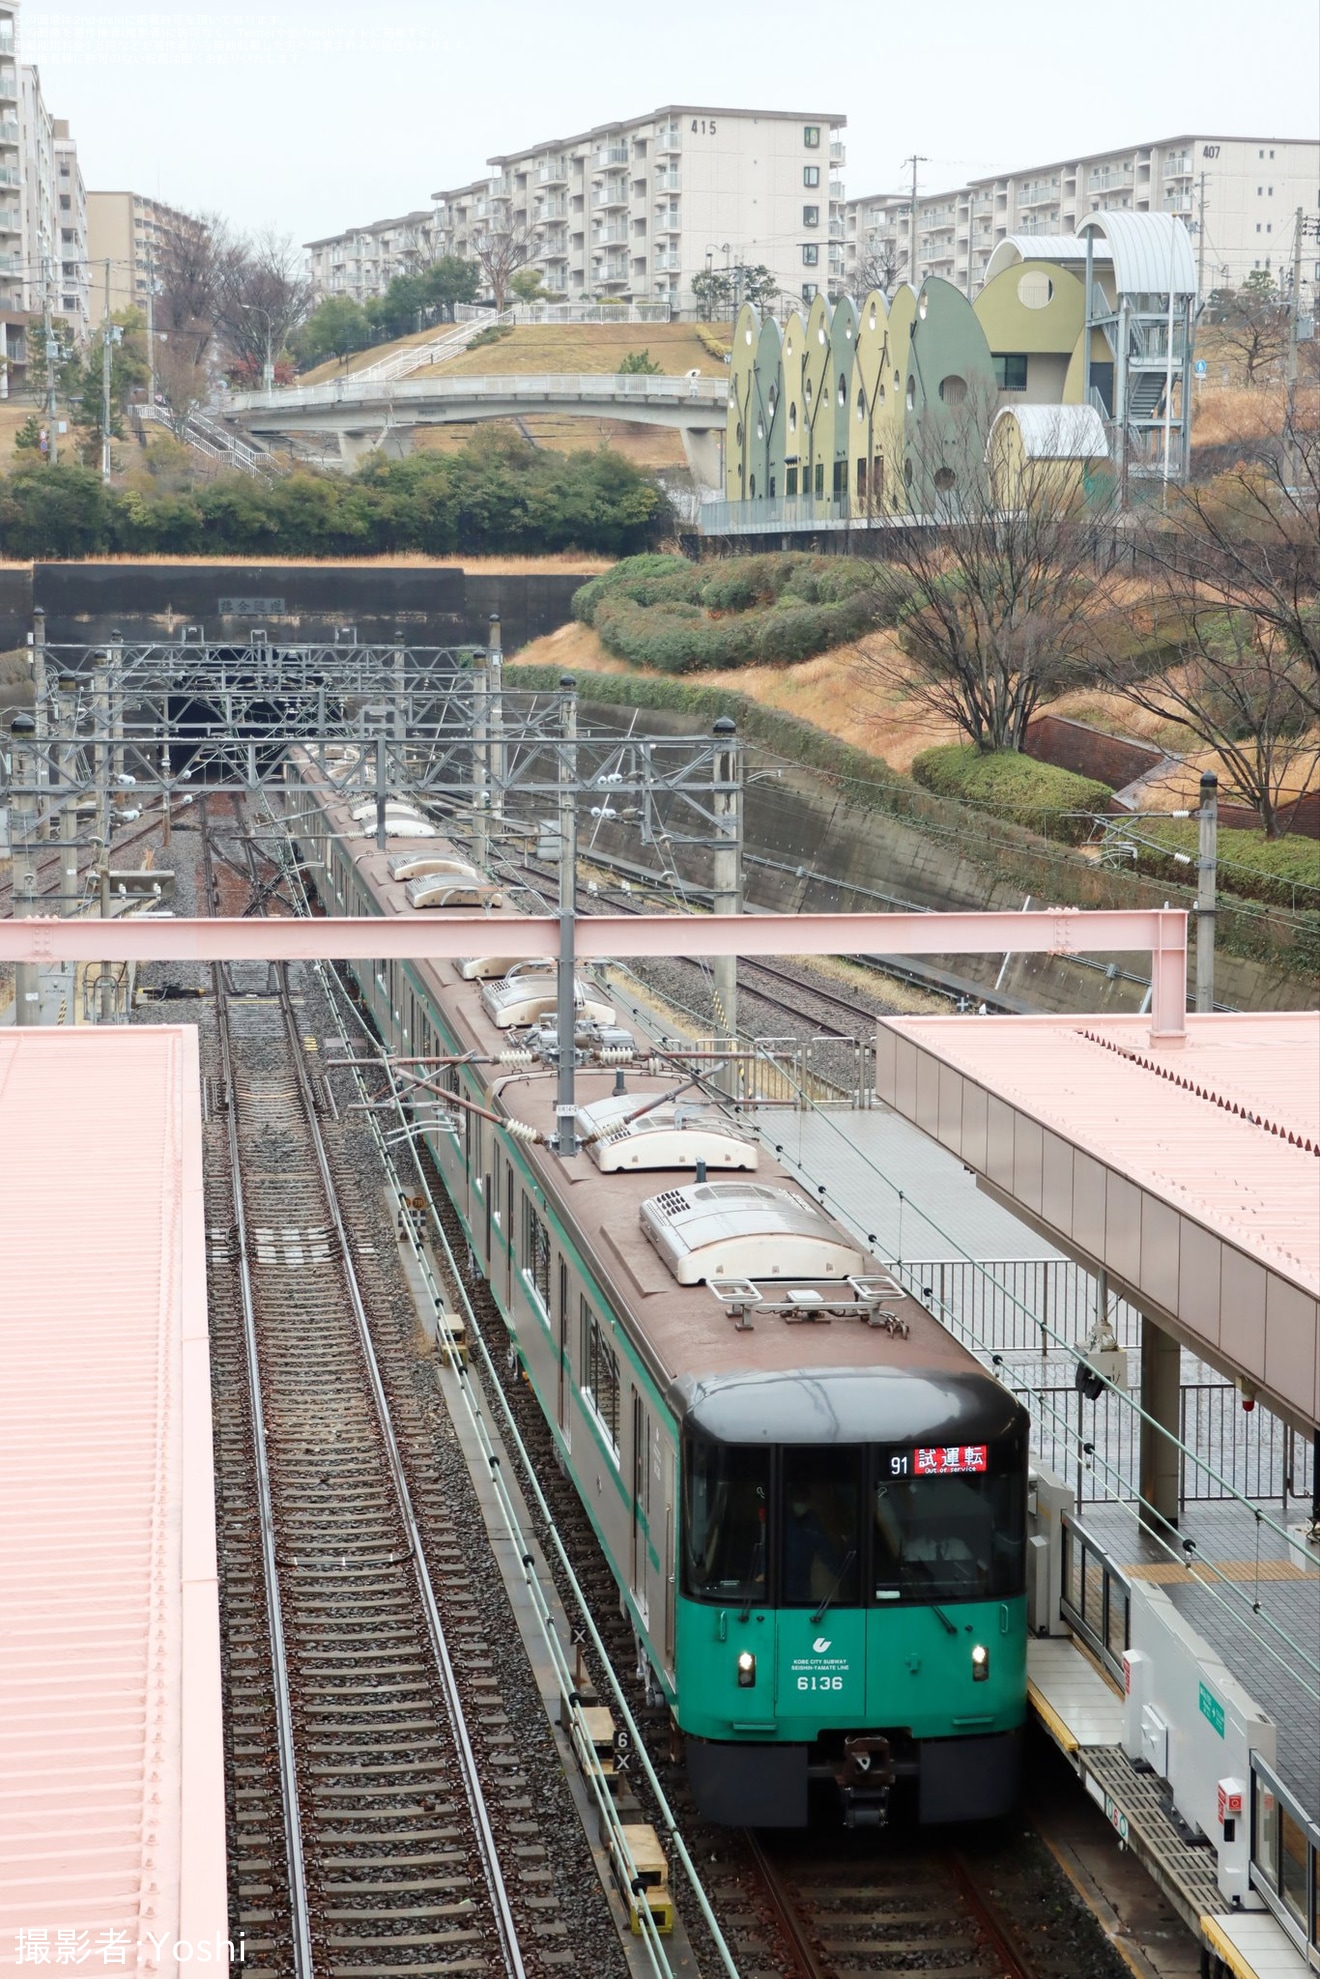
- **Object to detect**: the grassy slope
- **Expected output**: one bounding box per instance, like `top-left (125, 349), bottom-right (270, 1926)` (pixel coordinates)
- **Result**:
top-left (299, 319), bottom-right (733, 388)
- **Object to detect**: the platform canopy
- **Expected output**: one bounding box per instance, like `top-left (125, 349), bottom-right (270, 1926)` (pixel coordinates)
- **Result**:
top-left (874, 1012), bottom-right (1320, 1431)
top-left (0, 1029), bottom-right (225, 1970)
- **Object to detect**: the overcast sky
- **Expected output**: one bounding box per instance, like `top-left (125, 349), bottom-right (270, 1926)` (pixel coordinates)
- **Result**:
top-left (23, 0), bottom-right (1320, 248)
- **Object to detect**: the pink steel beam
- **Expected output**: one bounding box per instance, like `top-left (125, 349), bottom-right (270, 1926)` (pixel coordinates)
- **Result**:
top-left (0, 907), bottom-right (1189, 1038)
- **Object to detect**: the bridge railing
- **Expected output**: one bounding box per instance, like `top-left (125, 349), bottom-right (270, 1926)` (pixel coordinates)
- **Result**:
top-left (225, 372), bottom-right (730, 415)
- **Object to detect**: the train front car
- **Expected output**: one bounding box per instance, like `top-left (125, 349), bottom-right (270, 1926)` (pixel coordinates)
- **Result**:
top-left (675, 1367), bottom-right (1030, 1829)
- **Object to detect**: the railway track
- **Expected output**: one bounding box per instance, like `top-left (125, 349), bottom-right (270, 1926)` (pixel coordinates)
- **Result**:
top-left (743, 1831), bottom-right (1040, 1979)
top-left (199, 800), bottom-right (559, 1979)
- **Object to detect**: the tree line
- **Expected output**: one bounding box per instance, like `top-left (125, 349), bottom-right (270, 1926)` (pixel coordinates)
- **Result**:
top-left (0, 429), bottom-right (669, 560)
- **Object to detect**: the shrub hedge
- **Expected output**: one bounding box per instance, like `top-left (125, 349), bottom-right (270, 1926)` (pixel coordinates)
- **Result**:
top-left (0, 432), bottom-right (669, 560)
top-left (571, 551), bottom-right (898, 672)
top-left (1134, 816), bottom-right (1320, 910)
top-left (504, 664), bottom-right (1317, 974)
top-left (910, 745), bottom-right (1113, 844)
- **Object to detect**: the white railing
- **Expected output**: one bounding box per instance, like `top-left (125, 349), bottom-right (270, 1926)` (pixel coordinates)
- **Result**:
top-left (459, 299), bottom-right (679, 326)
top-left (342, 310), bottom-right (514, 386)
top-left (226, 371), bottom-right (729, 416)
top-left (140, 402), bottom-right (273, 477)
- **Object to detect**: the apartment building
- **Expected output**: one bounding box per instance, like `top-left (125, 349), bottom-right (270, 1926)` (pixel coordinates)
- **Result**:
top-left (304, 209), bottom-right (438, 304)
top-left (846, 134), bottom-right (1320, 303)
top-left (86, 190), bottom-right (195, 315)
top-left (52, 120), bottom-right (88, 337)
top-left (431, 104), bottom-right (847, 313)
top-left (0, 3), bottom-right (21, 381)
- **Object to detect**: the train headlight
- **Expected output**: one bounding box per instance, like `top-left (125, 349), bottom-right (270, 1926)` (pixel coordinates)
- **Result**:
top-left (971, 1644), bottom-right (990, 1682)
top-left (736, 1651), bottom-right (756, 1688)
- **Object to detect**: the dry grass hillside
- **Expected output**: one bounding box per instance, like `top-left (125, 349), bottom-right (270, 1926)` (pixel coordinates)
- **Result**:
top-left (518, 617), bottom-right (1320, 808)
top-left (299, 320), bottom-right (732, 389)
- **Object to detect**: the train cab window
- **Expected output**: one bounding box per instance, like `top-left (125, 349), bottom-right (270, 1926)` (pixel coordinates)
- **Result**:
top-left (681, 1441), bottom-right (768, 1603)
top-left (871, 1460), bottom-right (1025, 1603)
top-left (780, 1446), bottom-right (861, 1608)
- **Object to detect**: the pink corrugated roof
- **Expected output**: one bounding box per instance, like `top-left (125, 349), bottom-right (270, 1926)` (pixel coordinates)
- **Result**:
top-left (0, 1029), bottom-right (225, 1975)
top-left (881, 1012), bottom-right (1320, 1294)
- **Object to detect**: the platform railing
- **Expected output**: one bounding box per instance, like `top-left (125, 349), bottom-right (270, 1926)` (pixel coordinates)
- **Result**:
top-left (1249, 1752), bottom-right (1320, 1969)
top-left (1060, 1510), bottom-right (1130, 1685)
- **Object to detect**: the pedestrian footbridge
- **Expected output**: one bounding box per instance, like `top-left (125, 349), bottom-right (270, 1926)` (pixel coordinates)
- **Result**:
top-left (223, 372), bottom-right (730, 485)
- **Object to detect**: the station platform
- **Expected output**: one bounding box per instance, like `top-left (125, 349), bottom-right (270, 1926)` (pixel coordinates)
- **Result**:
top-left (1028, 1633), bottom-right (1311, 1979)
top-left (0, 1028), bottom-right (226, 1974)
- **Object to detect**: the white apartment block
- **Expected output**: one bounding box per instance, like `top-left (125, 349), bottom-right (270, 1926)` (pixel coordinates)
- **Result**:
top-left (0, 4), bottom-right (90, 391)
top-left (304, 209), bottom-right (439, 304)
top-left (432, 104), bottom-right (848, 313)
top-left (845, 134), bottom-right (1320, 304)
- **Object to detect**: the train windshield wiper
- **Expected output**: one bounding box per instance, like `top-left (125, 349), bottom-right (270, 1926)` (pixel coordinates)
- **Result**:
top-left (739, 1535), bottom-right (765, 1623)
top-left (810, 1549), bottom-right (857, 1627)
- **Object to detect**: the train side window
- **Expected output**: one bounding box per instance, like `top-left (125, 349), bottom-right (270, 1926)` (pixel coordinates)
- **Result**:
top-left (781, 1446), bottom-right (861, 1608)
top-left (523, 1198), bottom-right (552, 1313)
top-left (681, 1439), bottom-right (768, 1604)
top-left (581, 1299), bottom-right (620, 1455)
top-left (556, 1259), bottom-right (571, 1431)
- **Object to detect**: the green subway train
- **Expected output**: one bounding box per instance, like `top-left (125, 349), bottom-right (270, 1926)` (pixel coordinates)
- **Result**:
top-left (292, 752), bottom-right (1030, 1827)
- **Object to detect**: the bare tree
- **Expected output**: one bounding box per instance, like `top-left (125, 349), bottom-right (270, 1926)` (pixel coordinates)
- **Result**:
top-left (1141, 405), bottom-right (1320, 716)
top-left (470, 221), bottom-right (537, 311)
top-left (859, 401), bottom-right (1117, 753)
top-left (1208, 276), bottom-right (1290, 385)
top-left (847, 237), bottom-right (907, 301)
top-left (155, 210), bottom-right (241, 364)
top-left (1093, 601), bottom-right (1317, 837)
top-left (216, 230), bottom-right (314, 377)
top-left (153, 335), bottom-right (211, 439)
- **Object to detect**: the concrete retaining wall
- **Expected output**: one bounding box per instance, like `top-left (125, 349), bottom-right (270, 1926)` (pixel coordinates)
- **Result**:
top-left (580, 699), bottom-right (1317, 1015)
top-left (6, 563), bottom-right (582, 653)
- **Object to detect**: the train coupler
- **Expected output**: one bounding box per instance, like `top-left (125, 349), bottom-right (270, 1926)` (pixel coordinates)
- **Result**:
top-left (836, 1734), bottom-right (895, 1830)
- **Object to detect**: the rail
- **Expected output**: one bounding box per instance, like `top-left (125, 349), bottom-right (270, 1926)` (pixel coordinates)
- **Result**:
top-left (1250, 1752), bottom-right (1320, 1969)
top-left (226, 370), bottom-right (730, 414)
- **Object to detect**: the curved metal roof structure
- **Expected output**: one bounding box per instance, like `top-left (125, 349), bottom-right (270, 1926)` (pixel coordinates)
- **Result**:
top-left (992, 402), bottom-right (1110, 459)
top-left (983, 235), bottom-right (1113, 281)
top-left (1078, 210), bottom-right (1197, 296)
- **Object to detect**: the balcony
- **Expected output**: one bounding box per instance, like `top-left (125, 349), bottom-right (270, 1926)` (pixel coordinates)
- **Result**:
top-left (652, 250), bottom-right (681, 273)
top-left (594, 143), bottom-right (629, 167)
top-left (654, 208), bottom-right (680, 235)
top-left (592, 180), bottom-right (629, 209)
top-left (593, 222), bottom-right (629, 245)
top-left (655, 125), bottom-right (681, 153)
top-left (490, 177), bottom-right (514, 199)
top-left (0, 206), bottom-right (18, 235)
top-left (542, 234), bottom-right (569, 259)
top-left (830, 141), bottom-right (846, 163)
top-left (538, 157), bottom-right (569, 185)
top-left (536, 196), bottom-right (569, 221)
top-left (654, 168), bottom-right (680, 193)
top-left (0, 119), bottom-right (18, 145)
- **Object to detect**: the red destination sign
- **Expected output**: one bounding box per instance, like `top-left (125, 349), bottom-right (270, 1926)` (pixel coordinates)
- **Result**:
top-left (914, 1444), bottom-right (989, 1475)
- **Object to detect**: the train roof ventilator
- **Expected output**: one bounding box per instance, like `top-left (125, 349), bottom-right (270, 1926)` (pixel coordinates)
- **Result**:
top-left (576, 1094), bottom-right (758, 1174)
top-left (640, 1181), bottom-right (871, 1288)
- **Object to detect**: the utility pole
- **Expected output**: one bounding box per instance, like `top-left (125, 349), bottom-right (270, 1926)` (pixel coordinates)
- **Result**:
top-left (9, 711), bottom-right (40, 1025)
top-left (101, 259), bottom-right (113, 484)
top-left (1195, 771), bottom-right (1217, 1015)
top-left (59, 675), bottom-right (80, 911)
top-left (710, 716), bottom-right (742, 1082)
top-left (42, 257), bottom-right (58, 464)
top-left (487, 614), bottom-right (504, 851)
top-left (554, 674), bottom-right (578, 1159)
top-left (902, 155), bottom-right (928, 289)
top-left (1285, 206), bottom-right (1304, 489)
top-left (471, 640), bottom-right (490, 875)
top-left (31, 607), bottom-right (47, 839)
top-left (1195, 171), bottom-right (1208, 305)
top-left (145, 245), bottom-right (156, 413)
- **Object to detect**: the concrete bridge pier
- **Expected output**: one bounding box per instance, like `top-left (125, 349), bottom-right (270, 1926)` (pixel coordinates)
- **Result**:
top-left (681, 424), bottom-right (724, 493)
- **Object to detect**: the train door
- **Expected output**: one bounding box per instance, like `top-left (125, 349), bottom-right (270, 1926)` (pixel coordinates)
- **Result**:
top-left (556, 1259), bottom-right (571, 1448)
top-left (630, 1389), bottom-right (648, 1624)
